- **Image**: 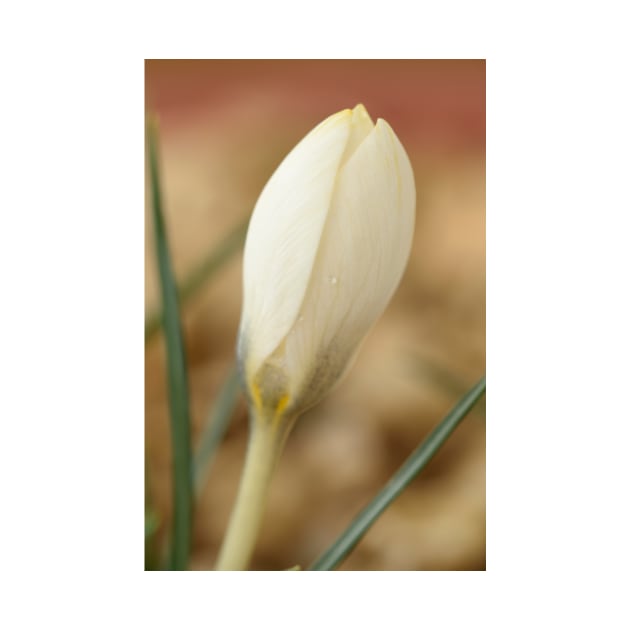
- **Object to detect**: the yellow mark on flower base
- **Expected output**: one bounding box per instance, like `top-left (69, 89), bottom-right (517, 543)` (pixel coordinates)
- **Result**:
top-left (275, 393), bottom-right (290, 418)
top-left (250, 378), bottom-right (290, 428)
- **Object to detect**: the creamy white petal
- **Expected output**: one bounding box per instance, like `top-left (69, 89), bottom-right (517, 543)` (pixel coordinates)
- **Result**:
top-left (240, 109), bottom-right (353, 382)
top-left (282, 118), bottom-right (416, 409)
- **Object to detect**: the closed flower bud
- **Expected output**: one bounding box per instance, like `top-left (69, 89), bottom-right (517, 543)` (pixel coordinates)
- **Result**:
top-left (238, 104), bottom-right (416, 423)
top-left (217, 104), bottom-right (416, 570)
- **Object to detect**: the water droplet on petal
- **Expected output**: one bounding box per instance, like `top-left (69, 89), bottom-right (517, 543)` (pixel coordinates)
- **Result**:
top-left (329, 275), bottom-right (338, 285)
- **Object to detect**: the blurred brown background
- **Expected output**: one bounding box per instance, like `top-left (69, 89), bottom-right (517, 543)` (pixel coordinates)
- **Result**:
top-left (145, 59), bottom-right (485, 570)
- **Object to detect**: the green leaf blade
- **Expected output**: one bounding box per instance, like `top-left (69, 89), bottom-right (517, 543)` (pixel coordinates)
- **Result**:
top-left (147, 116), bottom-right (193, 571)
top-left (194, 364), bottom-right (241, 495)
top-left (145, 221), bottom-right (247, 343)
top-left (308, 376), bottom-right (486, 571)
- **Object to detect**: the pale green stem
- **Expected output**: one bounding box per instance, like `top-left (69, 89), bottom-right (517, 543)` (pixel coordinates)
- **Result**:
top-left (215, 414), bottom-right (292, 570)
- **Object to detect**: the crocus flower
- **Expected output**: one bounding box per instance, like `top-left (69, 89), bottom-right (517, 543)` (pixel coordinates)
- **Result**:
top-left (216, 104), bottom-right (415, 570)
top-left (238, 103), bottom-right (416, 424)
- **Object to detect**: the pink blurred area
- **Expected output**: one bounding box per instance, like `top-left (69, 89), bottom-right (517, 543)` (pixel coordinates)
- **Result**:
top-left (146, 59), bottom-right (484, 152)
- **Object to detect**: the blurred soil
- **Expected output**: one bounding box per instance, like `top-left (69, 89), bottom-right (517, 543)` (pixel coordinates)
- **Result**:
top-left (145, 60), bottom-right (485, 570)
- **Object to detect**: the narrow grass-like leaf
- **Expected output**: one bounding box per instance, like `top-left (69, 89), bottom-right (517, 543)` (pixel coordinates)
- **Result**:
top-left (145, 221), bottom-right (248, 343)
top-left (308, 376), bottom-right (486, 571)
top-left (147, 116), bottom-right (193, 571)
top-left (410, 354), bottom-right (486, 418)
top-left (194, 363), bottom-right (241, 495)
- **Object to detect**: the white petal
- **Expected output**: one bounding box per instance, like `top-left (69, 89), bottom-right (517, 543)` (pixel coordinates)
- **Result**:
top-left (240, 109), bottom-right (352, 381)
top-left (283, 118), bottom-right (416, 409)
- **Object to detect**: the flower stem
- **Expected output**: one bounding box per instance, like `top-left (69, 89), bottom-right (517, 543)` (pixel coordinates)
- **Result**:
top-left (215, 415), bottom-right (288, 570)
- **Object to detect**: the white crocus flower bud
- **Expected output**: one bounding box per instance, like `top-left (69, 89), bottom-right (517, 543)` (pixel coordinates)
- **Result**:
top-left (238, 103), bottom-right (416, 424)
top-left (216, 104), bottom-right (415, 570)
